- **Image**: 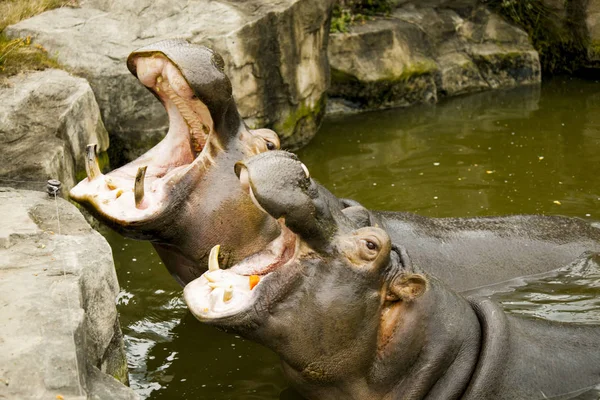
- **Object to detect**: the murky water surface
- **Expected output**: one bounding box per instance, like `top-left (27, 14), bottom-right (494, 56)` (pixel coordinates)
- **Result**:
top-left (103, 77), bottom-right (600, 399)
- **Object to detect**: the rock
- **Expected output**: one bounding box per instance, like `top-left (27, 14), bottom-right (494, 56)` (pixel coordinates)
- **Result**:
top-left (0, 70), bottom-right (109, 194)
top-left (0, 187), bottom-right (137, 400)
top-left (587, 0), bottom-right (600, 63)
top-left (328, 18), bottom-right (438, 110)
top-left (327, 3), bottom-right (541, 114)
top-left (6, 0), bottom-right (334, 158)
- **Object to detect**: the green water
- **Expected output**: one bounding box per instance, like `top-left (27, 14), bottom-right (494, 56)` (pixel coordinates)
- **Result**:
top-left (104, 77), bottom-right (600, 399)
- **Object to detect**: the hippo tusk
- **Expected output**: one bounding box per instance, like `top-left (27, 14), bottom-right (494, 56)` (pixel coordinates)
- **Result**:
top-left (85, 144), bottom-right (101, 180)
top-left (134, 166), bottom-right (147, 209)
top-left (300, 163), bottom-right (310, 179)
top-left (208, 244), bottom-right (220, 272)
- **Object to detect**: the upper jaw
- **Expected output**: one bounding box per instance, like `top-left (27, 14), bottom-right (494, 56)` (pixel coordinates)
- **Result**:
top-left (69, 53), bottom-right (222, 227)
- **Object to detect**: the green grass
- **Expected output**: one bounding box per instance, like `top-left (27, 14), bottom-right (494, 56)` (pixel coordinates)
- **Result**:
top-left (0, 0), bottom-right (77, 83)
top-left (330, 0), bottom-right (393, 33)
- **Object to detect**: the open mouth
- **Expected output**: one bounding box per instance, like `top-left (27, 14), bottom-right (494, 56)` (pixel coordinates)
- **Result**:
top-left (69, 54), bottom-right (220, 223)
top-left (184, 217), bottom-right (298, 320)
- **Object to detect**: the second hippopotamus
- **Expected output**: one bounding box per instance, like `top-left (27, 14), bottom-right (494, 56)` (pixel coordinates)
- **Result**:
top-left (184, 153), bottom-right (600, 400)
top-left (232, 150), bottom-right (600, 291)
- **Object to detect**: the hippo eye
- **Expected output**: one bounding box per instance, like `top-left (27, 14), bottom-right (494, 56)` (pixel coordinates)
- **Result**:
top-left (358, 238), bottom-right (380, 261)
top-left (265, 140), bottom-right (276, 150)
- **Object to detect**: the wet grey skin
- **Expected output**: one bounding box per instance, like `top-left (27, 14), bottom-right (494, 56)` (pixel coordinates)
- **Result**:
top-left (184, 157), bottom-right (600, 400)
top-left (69, 39), bottom-right (282, 285)
top-left (238, 151), bottom-right (600, 291)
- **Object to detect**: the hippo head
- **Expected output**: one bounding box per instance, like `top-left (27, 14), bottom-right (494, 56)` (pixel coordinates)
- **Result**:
top-left (184, 152), bottom-right (446, 397)
top-left (70, 39), bottom-right (281, 284)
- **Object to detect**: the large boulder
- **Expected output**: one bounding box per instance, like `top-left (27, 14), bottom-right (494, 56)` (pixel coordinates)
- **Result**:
top-left (328, 3), bottom-right (541, 113)
top-left (0, 187), bottom-right (137, 399)
top-left (6, 0), bottom-right (334, 160)
top-left (0, 69), bottom-right (109, 194)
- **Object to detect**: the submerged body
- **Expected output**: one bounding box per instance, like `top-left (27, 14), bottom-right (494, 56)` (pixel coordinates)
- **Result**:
top-left (184, 155), bottom-right (600, 400)
top-left (369, 211), bottom-right (600, 291)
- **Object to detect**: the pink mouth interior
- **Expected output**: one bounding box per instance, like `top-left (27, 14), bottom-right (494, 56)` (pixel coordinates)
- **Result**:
top-left (230, 219), bottom-right (297, 276)
top-left (69, 54), bottom-right (217, 222)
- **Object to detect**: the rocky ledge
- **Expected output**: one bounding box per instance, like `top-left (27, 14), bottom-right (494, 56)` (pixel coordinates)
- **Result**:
top-left (328, 2), bottom-right (541, 113)
top-left (0, 69), bottom-right (109, 194)
top-left (0, 188), bottom-right (137, 400)
top-left (6, 0), bottom-right (335, 158)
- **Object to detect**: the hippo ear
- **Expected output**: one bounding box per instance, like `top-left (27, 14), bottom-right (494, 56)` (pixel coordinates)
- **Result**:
top-left (387, 274), bottom-right (427, 302)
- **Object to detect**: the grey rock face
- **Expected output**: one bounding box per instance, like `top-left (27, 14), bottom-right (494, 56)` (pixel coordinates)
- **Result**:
top-left (587, 0), bottom-right (600, 63)
top-left (0, 187), bottom-right (137, 399)
top-left (0, 70), bottom-right (109, 194)
top-left (328, 4), bottom-right (541, 113)
top-left (6, 0), bottom-right (334, 158)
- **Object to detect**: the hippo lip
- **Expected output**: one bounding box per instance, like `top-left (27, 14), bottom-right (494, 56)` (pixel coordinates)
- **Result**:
top-left (69, 53), bottom-right (221, 225)
top-left (183, 219), bottom-right (298, 321)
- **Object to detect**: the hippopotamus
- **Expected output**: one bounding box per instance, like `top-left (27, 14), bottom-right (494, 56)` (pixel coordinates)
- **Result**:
top-left (72, 40), bottom-right (600, 290)
top-left (224, 151), bottom-right (600, 291)
top-left (70, 39), bottom-right (282, 285)
top-left (183, 153), bottom-right (600, 400)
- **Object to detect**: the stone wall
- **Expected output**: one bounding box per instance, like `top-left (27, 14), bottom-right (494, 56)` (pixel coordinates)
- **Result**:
top-left (0, 69), bottom-right (109, 194)
top-left (328, 1), bottom-right (541, 113)
top-left (0, 188), bottom-right (137, 399)
top-left (6, 0), bottom-right (335, 160)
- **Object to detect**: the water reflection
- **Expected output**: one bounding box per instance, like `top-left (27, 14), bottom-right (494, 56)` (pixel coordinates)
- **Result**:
top-left (103, 77), bottom-right (600, 399)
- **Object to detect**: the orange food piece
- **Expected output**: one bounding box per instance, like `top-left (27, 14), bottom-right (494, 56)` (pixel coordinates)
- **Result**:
top-left (249, 275), bottom-right (260, 290)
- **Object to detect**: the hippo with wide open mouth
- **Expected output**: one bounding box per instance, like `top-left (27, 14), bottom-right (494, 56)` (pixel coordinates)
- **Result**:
top-left (184, 152), bottom-right (600, 400)
top-left (70, 39), bottom-right (283, 285)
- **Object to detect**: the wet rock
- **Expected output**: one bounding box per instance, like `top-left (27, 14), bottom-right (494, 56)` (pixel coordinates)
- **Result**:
top-left (0, 69), bottom-right (108, 194)
top-left (328, 4), bottom-right (541, 114)
top-left (6, 0), bottom-right (334, 157)
top-left (587, 0), bottom-right (600, 63)
top-left (328, 19), bottom-right (438, 110)
top-left (0, 187), bottom-right (137, 399)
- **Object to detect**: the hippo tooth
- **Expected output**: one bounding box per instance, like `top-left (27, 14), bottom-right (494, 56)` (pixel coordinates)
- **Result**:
top-left (134, 166), bottom-right (147, 209)
top-left (204, 271), bottom-right (219, 283)
top-left (209, 287), bottom-right (224, 310)
top-left (156, 76), bottom-right (163, 84)
top-left (301, 163), bottom-right (310, 179)
top-left (223, 286), bottom-right (233, 302)
top-left (85, 144), bottom-right (101, 181)
top-left (105, 177), bottom-right (117, 190)
top-left (208, 244), bottom-right (220, 272)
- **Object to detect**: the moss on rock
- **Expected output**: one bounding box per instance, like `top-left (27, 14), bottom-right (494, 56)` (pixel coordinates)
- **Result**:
top-left (331, 0), bottom-right (393, 33)
top-left (330, 60), bottom-right (438, 110)
top-left (274, 94), bottom-right (327, 150)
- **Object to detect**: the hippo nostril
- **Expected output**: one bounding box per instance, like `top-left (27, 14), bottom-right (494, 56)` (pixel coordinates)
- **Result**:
top-left (234, 161), bottom-right (245, 178)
